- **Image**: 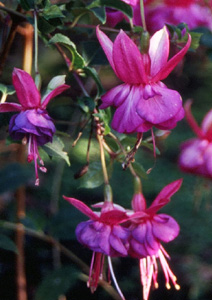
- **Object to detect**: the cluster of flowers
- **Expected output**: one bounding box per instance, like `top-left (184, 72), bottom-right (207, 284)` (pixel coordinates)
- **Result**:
top-left (64, 179), bottom-right (182, 300)
top-left (1, 5), bottom-right (212, 298)
top-left (107, 0), bottom-right (212, 32)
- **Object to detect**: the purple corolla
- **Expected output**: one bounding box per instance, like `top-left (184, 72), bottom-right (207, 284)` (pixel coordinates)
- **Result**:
top-left (0, 68), bottom-right (69, 185)
top-left (179, 100), bottom-right (212, 178)
top-left (96, 26), bottom-right (191, 134)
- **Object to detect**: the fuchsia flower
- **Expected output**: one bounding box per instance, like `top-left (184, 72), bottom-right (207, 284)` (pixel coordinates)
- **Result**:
top-left (128, 179), bottom-right (182, 300)
top-left (96, 26), bottom-right (191, 134)
top-left (179, 100), bottom-right (212, 178)
top-left (142, 0), bottom-right (212, 33)
top-left (0, 68), bottom-right (69, 185)
top-left (63, 196), bottom-right (130, 292)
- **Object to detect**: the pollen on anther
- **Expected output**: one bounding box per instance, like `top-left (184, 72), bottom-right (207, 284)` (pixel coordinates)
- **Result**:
top-left (166, 283), bottom-right (171, 289)
top-left (175, 284), bottom-right (180, 290)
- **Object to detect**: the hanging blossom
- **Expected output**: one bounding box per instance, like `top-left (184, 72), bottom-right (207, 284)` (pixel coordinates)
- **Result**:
top-left (63, 196), bottom-right (130, 294)
top-left (137, 0), bottom-right (212, 33)
top-left (0, 68), bottom-right (69, 185)
top-left (127, 179), bottom-right (182, 300)
top-left (96, 26), bottom-right (191, 134)
top-left (179, 100), bottom-right (212, 178)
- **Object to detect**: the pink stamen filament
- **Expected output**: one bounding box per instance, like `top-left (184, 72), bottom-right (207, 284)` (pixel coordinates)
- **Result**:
top-left (139, 247), bottom-right (180, 300)
top-left (87, 252), bottom-right (105, 293)
top-left (27, 134), bottom-right (47, 186)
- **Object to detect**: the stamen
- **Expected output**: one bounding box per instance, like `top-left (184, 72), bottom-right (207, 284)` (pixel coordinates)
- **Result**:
top-left (108, 256), bottom-right (126, 300)
top-left (35, 178), bottom-right (39, 186)
top-left (39, 166), bottom-right (47, 173)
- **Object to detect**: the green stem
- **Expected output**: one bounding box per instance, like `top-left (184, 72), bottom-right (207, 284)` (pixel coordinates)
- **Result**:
top-left (140, 0), bottom-right (147, 31)
top-left (34, 9), bottom-right (41, 88)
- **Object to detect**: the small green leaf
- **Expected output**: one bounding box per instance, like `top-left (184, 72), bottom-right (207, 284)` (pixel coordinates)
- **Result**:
top-left (90, 6), bottom-right (106, 23)
top-left (42, 75), bottom-right (67, 102)
top-left (77, 96), bottom-right (95, 113)
top-left (49, 33), bottom-right (85, 70)
top-left (79, 161), bottom-right (112, 188)
top-left (42, 5), bottom-right (65, 20)
top-left (83, 66), bottom-right (104, 96)
top-left (87, 0), bottom-right (132, 19)
top-left (132, 162), bottom-right (148, 179)
top-left (93, 107), bottom-right (111, 135)
top-left (18, 0), bottom-right (35, 10)
top-left (0, 234), bottom-right (18, 253)
top-left (42, 136), bottom-right (70, 166)
top-left (189, 32), bottom-right (203, 50)
top-left (35, 266), bottom-right (78, 300)
top-left (141, 141), bottom-right (160, 155)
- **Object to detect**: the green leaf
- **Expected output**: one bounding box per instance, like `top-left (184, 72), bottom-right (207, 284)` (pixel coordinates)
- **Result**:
top-left (93, 108), bottom-right (111, 135)
top-left (77, 96), bottom-right (95, 113)
top-left (18, 0), bottom-right (35, 10)
top-left (49, 33), bottom-right (85, 70)
top-left (42, 5), bottom-right (65, 20)
top-left (141, 141), bottom-right (160, 155)
top-left (0, 234), bottom-right (18, 253)
top-left (79, 161), bottom-right (112, 188)
top-left (90, 6), bottom-right (106, 23)
top-left (132, 162), bottom-right (148, 179)
top-left (42, 136), bottom-right (70, 166)
top-left (0, 163), bottom-right (32, 194)
top-left (87, 0), bottom-right (132, 19)
top-left (83, 66), bottom-right (104, 96)
top-left (35, 266), bottom-right (78, 300)
top-left (42, 75), bottom-right (67, 102)
top-left (189, 32), bottom-right (203, 50)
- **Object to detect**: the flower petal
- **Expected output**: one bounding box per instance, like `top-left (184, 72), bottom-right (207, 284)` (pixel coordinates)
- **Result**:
top-left (63, 196), bottom-right (98, 220)
top-left (96, 26), bottom-right (116, 72)
top-left (152, 33), bottom-right (191, 81)
top-left (113, 30), bottom-right (148, 84)
top-left (201, 109), bottom-right (212, 139)
top-left (136, 84), bottom-right (183, 124)
top-left (149, 27), bottom-right (169, 77)
top-left (0, 103), bottom-right (22, 112)
top-left (12, 68), bottom-right (41, 108)
top-left (100, 83), bottom-right (131, 109)
top-left (156, 106), bottom-right (185, 130)
top-left (147, 179), bottom-right (183, 215)
top-left (111, 85), bottom-right (152, 133)
top-left (41, 84), bottom-right (70, 108)
top-left (152, 214), bottom-right (180, 242)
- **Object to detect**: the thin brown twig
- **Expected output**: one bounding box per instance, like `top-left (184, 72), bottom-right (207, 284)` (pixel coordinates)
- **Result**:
top-left (1, 221), bottom-right (123, 300)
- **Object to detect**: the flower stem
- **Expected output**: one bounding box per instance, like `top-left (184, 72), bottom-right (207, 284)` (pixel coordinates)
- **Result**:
top-left (140, 0), bottom-right (147, 31)
top-left (34, 9), bottom-right (41, 89)
top-left (97, 132), bottom-right (109, 185)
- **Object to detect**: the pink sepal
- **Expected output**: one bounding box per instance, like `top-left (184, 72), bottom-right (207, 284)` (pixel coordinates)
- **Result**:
top-left (146, 179), bottom-right (183, 215)
top-left (152, 33), bottom-right (191, 82)
top-left (0, 102), bottom-right (22, 112)
top-left (41, 84), bottom-right (70, 108)
top-left (12, 68), bottom-right (41, 108)
top-left (63, 196), bottom-right (98, 220)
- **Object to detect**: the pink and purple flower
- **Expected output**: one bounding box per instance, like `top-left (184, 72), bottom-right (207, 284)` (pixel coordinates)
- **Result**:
top-left (0, 68), bottom-right (69, 185)
top-left (127, 179), bottom-right (182, 300)
top-left (179, 100), bottom-right (212, 178)
top-left (96, 26), bottom-right (191, 134)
